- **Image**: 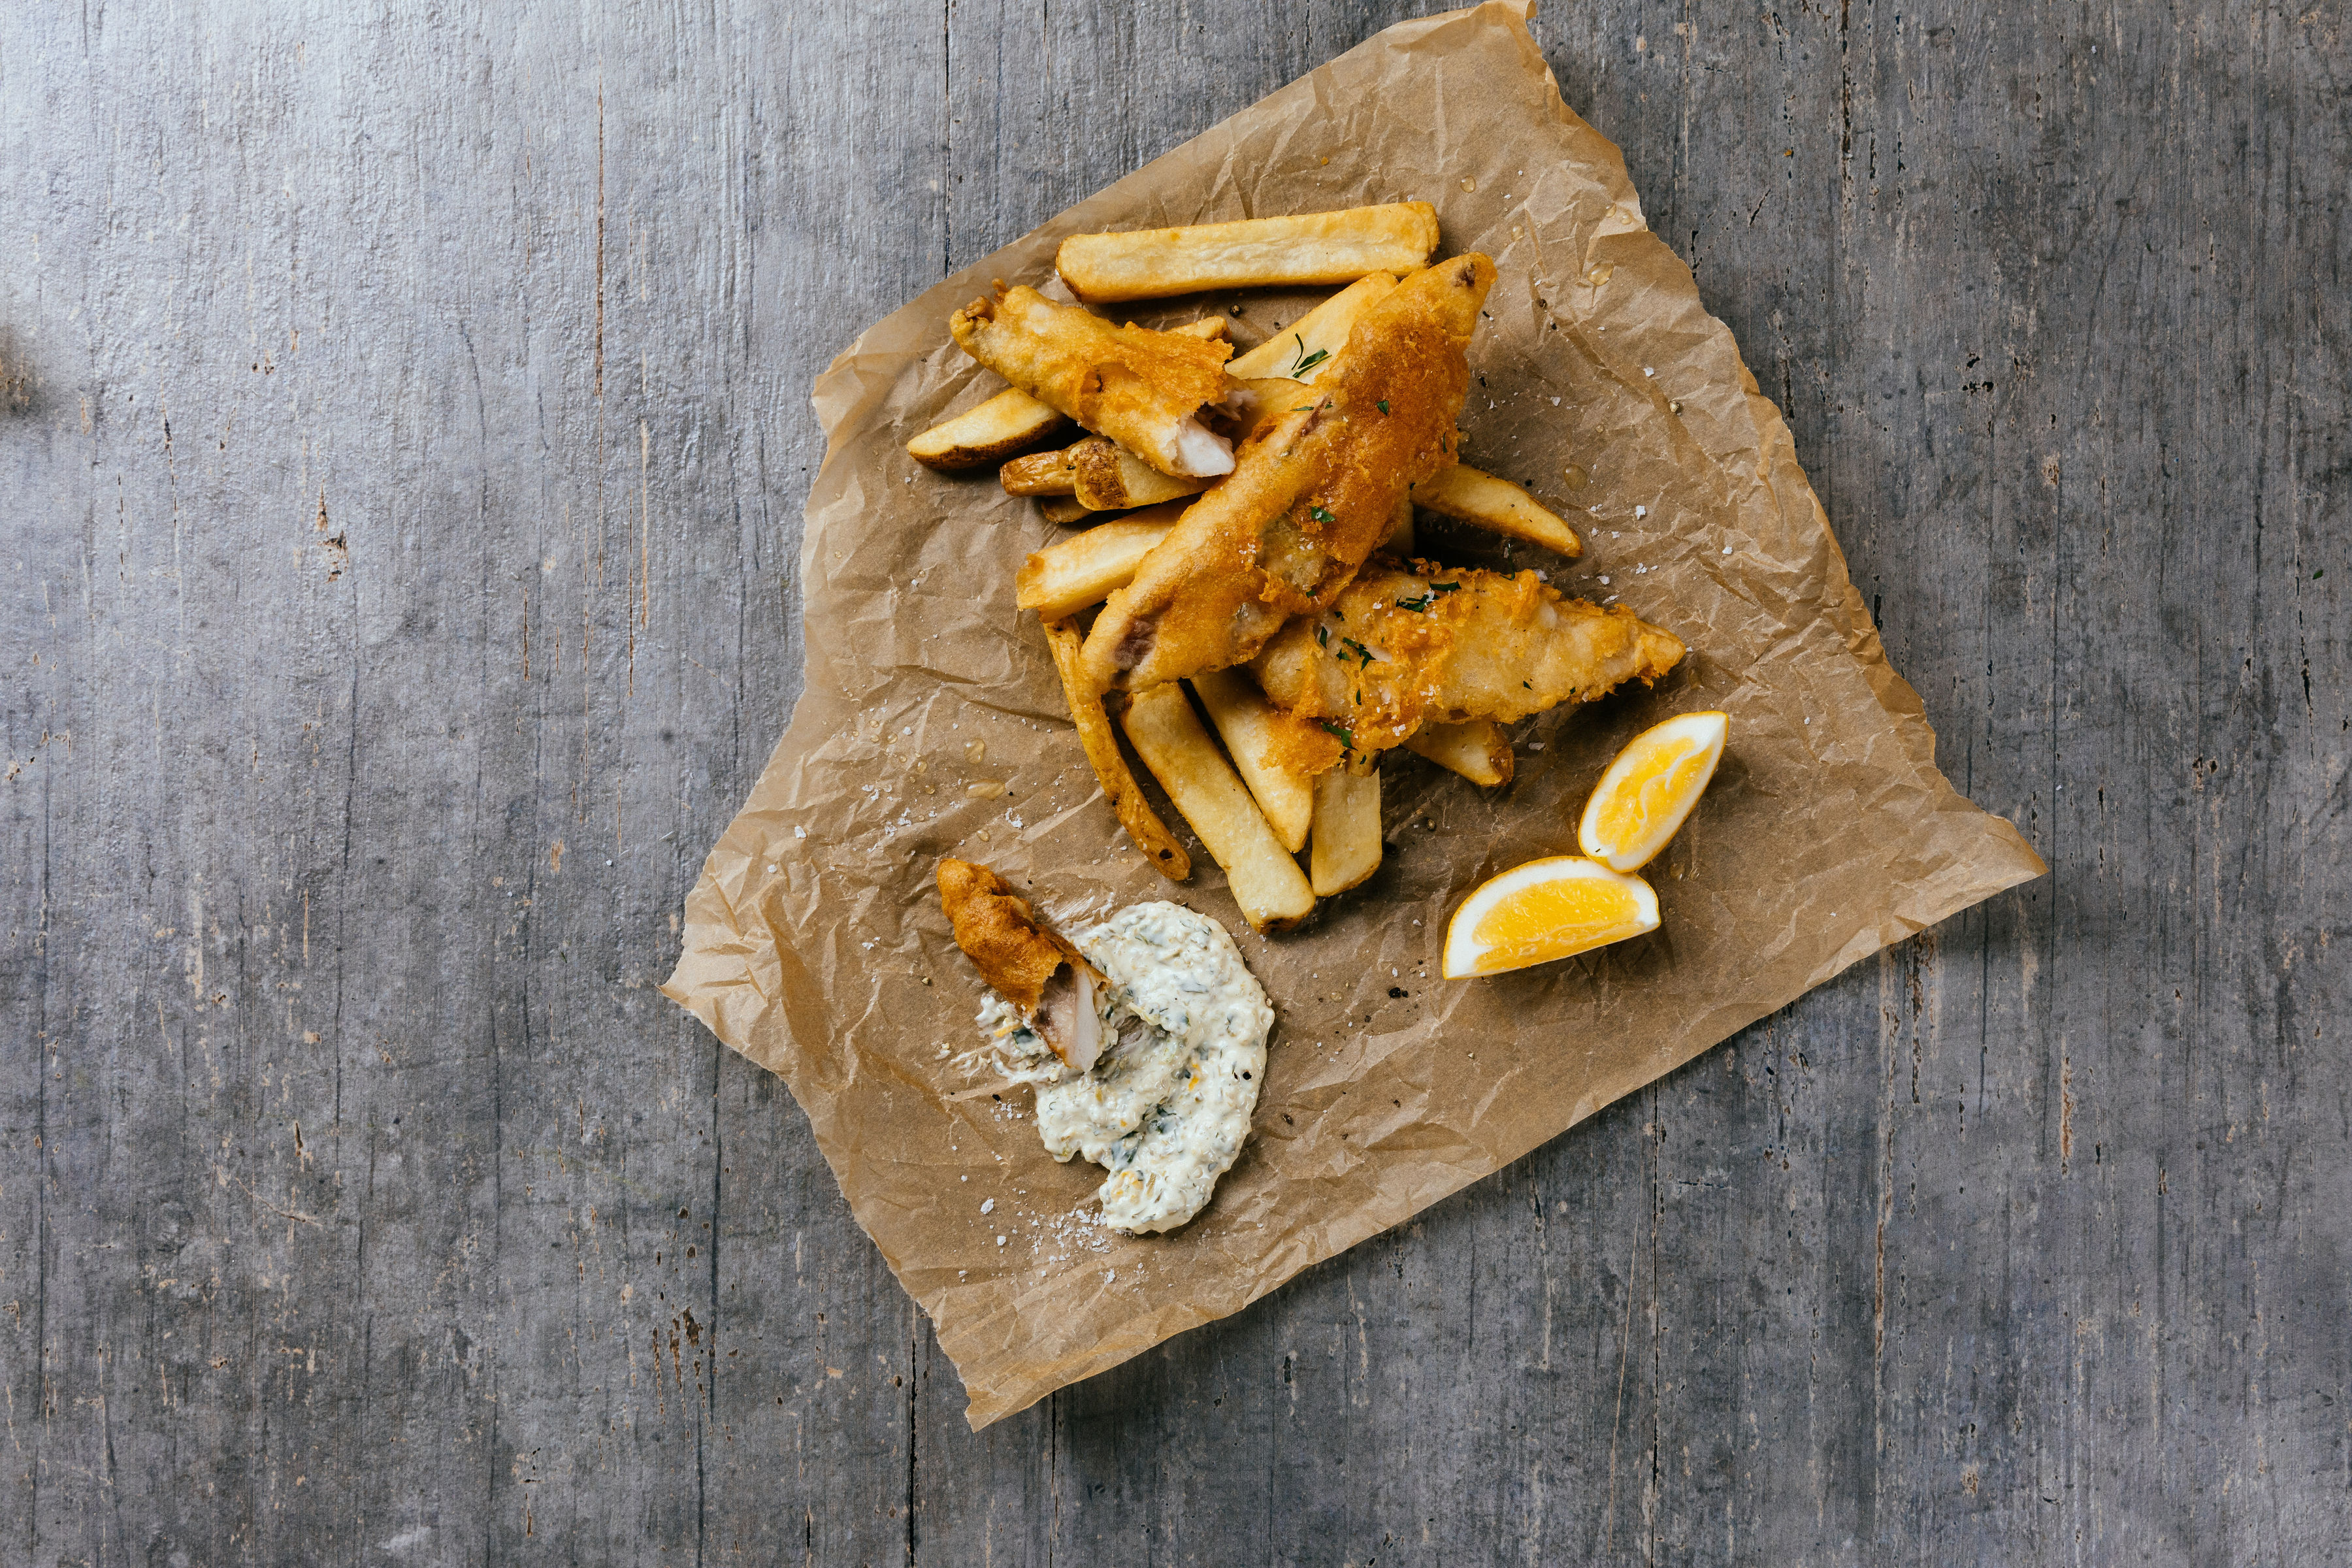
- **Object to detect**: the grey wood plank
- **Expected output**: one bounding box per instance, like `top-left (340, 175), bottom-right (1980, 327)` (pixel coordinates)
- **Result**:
top-left (0, 2), bottom-right (934, 1563)
top-left (1, 0), bottom-right (2345, 1564)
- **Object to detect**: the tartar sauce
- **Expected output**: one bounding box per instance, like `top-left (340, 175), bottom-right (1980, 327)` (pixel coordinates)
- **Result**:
top-left (971, 900), bottom-right (1271, 1233)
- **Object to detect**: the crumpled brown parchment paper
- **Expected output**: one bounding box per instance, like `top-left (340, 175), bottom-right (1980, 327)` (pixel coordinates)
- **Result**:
top-left (661, 0), bottom-right (2046, 1429)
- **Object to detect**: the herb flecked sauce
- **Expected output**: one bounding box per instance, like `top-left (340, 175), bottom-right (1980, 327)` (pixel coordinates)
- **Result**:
top-left (972, 901), bottom-right (1271, 1233)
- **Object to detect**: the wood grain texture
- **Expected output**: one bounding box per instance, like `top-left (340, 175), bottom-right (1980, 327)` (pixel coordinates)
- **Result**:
top-left (1, 1), bottom-right (2343, 1563)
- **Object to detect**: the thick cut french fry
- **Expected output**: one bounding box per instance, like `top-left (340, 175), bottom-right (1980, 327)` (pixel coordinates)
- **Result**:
top-left (1057, 204), bottom-right (1439, 304)
top-left (1309, 764), bottom-right (1383, 897)
top-left (1015, 506), bottom-right (1184, 620)
top-left (1000, 448), bottom-right (1077, 496)
top-left (1188, 669), bottom-right (1315, 853)
top-left (1416, 464), bottom-right (1584, 557)
top-left (1121, 684), bottom-right (1316, 932)
top-left (1225, 271), bottom-right (1401, 382)
top-left (1402, 720), bottom-right (1513, 787)
top-left (1069, 437), bottom-right (1213, 510)
top-left (1037, 495), bottom-right (1096, 525)
top-left (907, 388), bottom-right (1070, 472)
top-left (1043, 620), bottom-right (1190, 883)
top-left (1220, 376), bottom-right (1315, 440)
top-left (951, 287), bottom-right (1235, 478)
top-left (1004, 415), bottom-right (1222, 508)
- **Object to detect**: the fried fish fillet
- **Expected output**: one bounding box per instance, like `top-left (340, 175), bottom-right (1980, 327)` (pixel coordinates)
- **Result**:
top-left (1250, 558), bottom-right (1687, 763)
top-left (1079, 254), bottom-right (1497, 696)
top-left (936, 858), bottom-right (1105, 1072)
top-left (949, 286), bottom-right (1236, 478)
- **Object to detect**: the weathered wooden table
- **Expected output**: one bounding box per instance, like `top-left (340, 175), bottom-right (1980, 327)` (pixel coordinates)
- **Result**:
top-left (5, 2), bottom-right (2344, 1561)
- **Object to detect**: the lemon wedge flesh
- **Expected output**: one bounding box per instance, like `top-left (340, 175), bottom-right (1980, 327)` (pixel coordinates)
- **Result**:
top-left (1443, 856), bottom-right (1659, 978)
top-left (1576, 710), bottom-right (1728, 872)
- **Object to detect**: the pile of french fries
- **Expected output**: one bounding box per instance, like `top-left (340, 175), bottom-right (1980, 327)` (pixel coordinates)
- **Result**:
top-left (907, 204), bottom-right (1584, 933)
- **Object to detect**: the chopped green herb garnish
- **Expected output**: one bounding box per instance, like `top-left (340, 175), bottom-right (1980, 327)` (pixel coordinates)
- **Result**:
top-left (1377, 399), bottom-right (1390, 414)
top-left (1309, 504), bottom-right (1337, 525)
top-left (1287, 333), bottom-right (1330, 378)
top-left (1315, 624), bottom-right (1330, 647)
top-left (1319, 719), bottom-right (1356, 749)
top-left (1395, 594), bottom-right (1434, 612)
top-left (1341, 637), bottom-right (1376, 666)
top-left (1522, 680), bottom-right (1532, 690)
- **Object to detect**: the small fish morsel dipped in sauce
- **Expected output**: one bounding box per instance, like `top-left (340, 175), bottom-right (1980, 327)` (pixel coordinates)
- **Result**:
top-left (936, 858), bottom-right (1107, 1073)
top-left (944, 862), bottom-right (1274, 1235)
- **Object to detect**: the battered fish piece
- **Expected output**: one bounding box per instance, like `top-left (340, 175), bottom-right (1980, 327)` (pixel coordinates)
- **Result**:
top-left (1251, 559), bottom-right (1687, 761)
top-left (936, 858), bottom-right (1106, 1072)
top-left (949, 286), bottom-right (1236, 478)
top-left (1079, 254), bottom-right (1496, 695)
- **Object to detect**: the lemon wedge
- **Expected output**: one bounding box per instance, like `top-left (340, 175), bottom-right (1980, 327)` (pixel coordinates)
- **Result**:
top-left (1442, 856), bottom-right (1659, 978)
top-left (1576, 710), bottom-right (1728, 872)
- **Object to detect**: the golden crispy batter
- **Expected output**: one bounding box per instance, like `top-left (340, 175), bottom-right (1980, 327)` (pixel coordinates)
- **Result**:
top-left (936, 858), bottom-right (1107, 1070)
top-left (949, 286), bottom-right (1235, 478)
top-left (936, 859), bottom-right (1076, 1013)
top-left (1250, 558), bottom-right (1686, 762)
top-left (1078, 254), bottom-right (1495, 695)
